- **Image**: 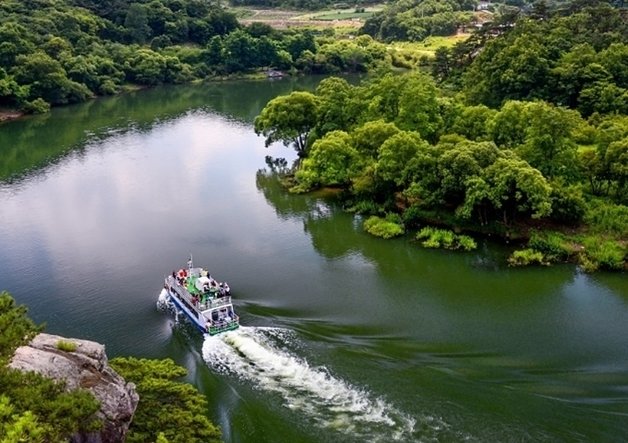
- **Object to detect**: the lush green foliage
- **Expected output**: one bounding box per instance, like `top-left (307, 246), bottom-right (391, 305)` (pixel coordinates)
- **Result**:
top-left (584, 198), bottom-right (628, 237)
top-left (528, 231), bottom-right (575, 262)
top-left (0, 292), bottom-right (223, 441)
top-left (0, 293), bottom-right (41, 362)
top-left (361, 0), bottom-right (476, 42)
top-left (0, 292), bottom-right (101, 441)
top-left (56, 340), bottom-right (78, 352)
top-left (435, 5), bottom-right (628, 117)
top-left (524, 230), bottom-right (626, 271)
top-left (256, 15), bottom-right (626, 268)
top-left (579, 235), bottom-right (626, 271)
top-left (416, 227), bottom-right (477, 250)
top-left (363, 215), bottom-right (405, 238)
top-left (0, 0), bottom-right (391, 112)
top-left (110, 357), bottom-right (222, 443)
top-left (254, 91), bottom-right (319, 156)
top-left (508, 248), bottom-right (548, 266)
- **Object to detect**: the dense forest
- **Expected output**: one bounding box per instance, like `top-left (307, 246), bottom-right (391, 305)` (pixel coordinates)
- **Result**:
top-left (0, 291), bottom-right (221, 442)
top-left (255, 3), bottom-right (627, 271)
top-left (361, 0), bottom-right (478, 42)
top-left (0, 0), bottom-right (392, 113)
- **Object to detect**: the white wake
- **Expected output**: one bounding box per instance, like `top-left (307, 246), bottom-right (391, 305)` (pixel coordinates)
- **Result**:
top-left (202, 326), bottom-right (420, 441)
top-left (157, 288), bottom-right (169, 306)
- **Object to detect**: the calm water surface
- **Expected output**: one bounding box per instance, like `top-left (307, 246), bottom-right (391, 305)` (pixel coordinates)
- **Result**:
top-left (1, 79), bottom-right (627, 443)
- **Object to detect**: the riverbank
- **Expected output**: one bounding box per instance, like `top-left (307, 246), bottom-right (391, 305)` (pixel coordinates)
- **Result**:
top-left (0, 109), bottom-right (24, 123)
top-left (280, 177), bottom-right (626, 272)
top-left (0, 71), bottom-right (289, 124)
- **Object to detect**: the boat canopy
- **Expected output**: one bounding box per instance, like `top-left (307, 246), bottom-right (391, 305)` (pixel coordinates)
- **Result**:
top-left (195, 276), bottom-right (211, 292)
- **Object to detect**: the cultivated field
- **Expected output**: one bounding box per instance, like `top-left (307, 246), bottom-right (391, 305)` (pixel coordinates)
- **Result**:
top-left (234, 6), bottom-right (382, 29)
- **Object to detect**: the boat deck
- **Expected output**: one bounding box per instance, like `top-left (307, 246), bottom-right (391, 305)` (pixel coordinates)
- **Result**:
top-left (166, 275), bottom-right (233, 312)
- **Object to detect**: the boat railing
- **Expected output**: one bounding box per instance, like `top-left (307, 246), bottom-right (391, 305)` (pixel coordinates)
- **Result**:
top-left (199, 296), bottom-right (232, 311)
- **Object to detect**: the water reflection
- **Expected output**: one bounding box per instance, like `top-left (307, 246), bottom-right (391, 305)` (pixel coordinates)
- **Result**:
top-left (0, 76), bottom-right (330, 183)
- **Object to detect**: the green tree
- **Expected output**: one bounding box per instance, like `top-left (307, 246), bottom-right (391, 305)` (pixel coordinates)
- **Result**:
top-left (0, 292), bottom-right (101, 441)
top-left (254, 91), bottom-right (319, 157)
top-left (223, 29), bottom-right (257, 72)
top-left (0, 291), bottom-right (40, 360)
top-left (315, 76), bottom-right (357, 135)
top-left (488, 100), bottom-right (530, 149)
top-left (450, 105), bottom-right (497, 141)
top-left (605, 137), bottom-right (628, 199)
top-left (126, 49), bottom-right (168, 85)
top-left (110, 357), bottom-right (221, 443)
top-left (0, 397), bottom-right (46, 443)
top-left (13, 51), bottom-right (92, 105)
top-left (436, 140), bottom-right (501, 207)
top-left (395, 74), bottom-right (443, 142)
top-left (295, 131), bottom-right (361, 190)
top-left (124, 3), bottom-right (151, 44)
top-left (483, 156), bottom-right (552, 225)
top-left (0, 22), bottom-right (35, 67)
top-left (351, 119), bottom-right (400, 159)
top-left (517, 101), bottom-right (582, 180)
top-left (377, 131), bottom-right (428, 187)
top-left (0, 68), bottom-right (27, 107)
top-left (578, 81), bottom-right (628, 116)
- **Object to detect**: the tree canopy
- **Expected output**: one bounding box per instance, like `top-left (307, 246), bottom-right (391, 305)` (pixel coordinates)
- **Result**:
top-left (0, 0), bottom-right (391, 113)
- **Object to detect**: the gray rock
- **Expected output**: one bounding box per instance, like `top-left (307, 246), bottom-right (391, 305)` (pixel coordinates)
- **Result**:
top-left (10, 333), bottom-right (139, 443)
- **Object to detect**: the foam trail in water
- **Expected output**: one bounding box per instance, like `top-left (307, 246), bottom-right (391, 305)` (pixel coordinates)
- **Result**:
top-left (156, 288), bottom-right (169, 308)
top-left (203, 326), bottom-right (422, 441)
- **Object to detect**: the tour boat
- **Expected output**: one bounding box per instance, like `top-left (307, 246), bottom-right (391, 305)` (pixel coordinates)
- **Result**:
top-left (163, 258), bottom-right (239, 335)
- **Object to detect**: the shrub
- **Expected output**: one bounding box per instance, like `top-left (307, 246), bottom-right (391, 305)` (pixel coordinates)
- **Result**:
top-left (579, 236), bottom-right (626, 271)
top-left (401, 204), bottom-right (424, 227)
top-left (56, 340), bottom-right (77, 352)
top-left (415, 227), bottom-right (477, 251)
top-left (22, 98), bottom-right (50, 114)
top-left (0, 292), bottom-right (101, 441)
top-left (363, 215), bottom-right (405, 239)
top-left (110, 357), bottom-right (221, 443)
top-left (528, 231), bottom-right (573, 261)
top-left (549, 182), bottom-right (586, 224)
top-left (457, 235), bottom-right (478, 251)
top-left (584, 199), bottom-right (628, 237)
top-left (508, 249), bottom-right (548, 266)
top-left (384, 212), bottom-right (403, 224)
top-left (346, 199), bottom-right (384, 215)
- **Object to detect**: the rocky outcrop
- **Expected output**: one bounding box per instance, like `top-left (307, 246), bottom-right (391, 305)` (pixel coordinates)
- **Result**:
top-left (10, 333), bottom-right (139, 443)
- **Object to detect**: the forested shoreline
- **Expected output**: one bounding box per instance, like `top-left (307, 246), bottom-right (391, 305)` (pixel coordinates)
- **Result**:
top-left (0, 0), bottom-right (394, 115)
top-left (255, 3), bottom-right (627, 272)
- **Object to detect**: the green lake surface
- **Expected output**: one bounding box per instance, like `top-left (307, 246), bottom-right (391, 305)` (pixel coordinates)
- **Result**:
top-left (1, 78), bottom-right (627, 442)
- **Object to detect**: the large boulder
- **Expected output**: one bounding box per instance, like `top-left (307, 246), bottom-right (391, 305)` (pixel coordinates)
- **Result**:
top-left (9, 333), bottom-right (139, 443)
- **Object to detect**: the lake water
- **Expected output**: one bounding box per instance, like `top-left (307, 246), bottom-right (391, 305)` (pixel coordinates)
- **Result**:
top-left (1, 78), bottom-right (627, 442)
